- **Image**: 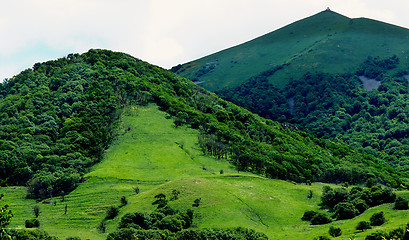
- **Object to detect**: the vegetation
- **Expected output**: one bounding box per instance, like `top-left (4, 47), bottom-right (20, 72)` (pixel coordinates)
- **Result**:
top-left (25, 218), bottom-right (40, 228)
top-left (218, 55), bottom-right (409, 174)
top-left (173, 10), bottom-right (409, 182)
top-left (369, 211), bottom-right (386, 226)
top-left (0, 103), bottom-right (408, 239)
top-left (0, 49), bottom-right (403, 202)
top-left (328, 226), bottom-right (342, 237)
top-left (319, 185), bottom-right (395, 220)
top-left (356, 221), bottom-right (372, 232)
top-left (107, 227), bottom-right (268, 240)
top-left (105, 206), bottom-right (119, 219)
top-left (393, 196), bottom-right (408, 210)
top-left (1, 48), bottom-right (409, 239)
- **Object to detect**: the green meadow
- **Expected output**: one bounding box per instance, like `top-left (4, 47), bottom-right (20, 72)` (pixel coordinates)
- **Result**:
top-left (2, 104), bottom-right (409, 239)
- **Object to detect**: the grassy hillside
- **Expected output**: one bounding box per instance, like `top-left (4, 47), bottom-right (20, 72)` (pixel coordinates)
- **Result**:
top-left (173, 10), bottom-right (409, 91)
top-left (3, 104), bottom-right (408, 240)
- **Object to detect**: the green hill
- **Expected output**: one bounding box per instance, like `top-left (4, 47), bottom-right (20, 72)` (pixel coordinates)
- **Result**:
top-left (172, 9), bottom-right (409, 91)
top-left (172, 10), bottom-right (409, 172)
top-left (0, 49), bottom-right (408, 239)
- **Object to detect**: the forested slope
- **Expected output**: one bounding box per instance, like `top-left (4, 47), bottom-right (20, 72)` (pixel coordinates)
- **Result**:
top-left (171, 10), bottom-right (409, 174)
top-left (0, 50), bottom-right (405, 201)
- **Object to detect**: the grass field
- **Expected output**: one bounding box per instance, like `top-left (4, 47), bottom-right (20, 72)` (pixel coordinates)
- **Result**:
top-left (1, 104), bottom-right (409, 239)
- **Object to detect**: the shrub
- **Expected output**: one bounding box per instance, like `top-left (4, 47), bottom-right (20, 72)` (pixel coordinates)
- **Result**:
top-left (192, 198), bottom-right (201, 207)
top-left (33, 205), bottom-right (40, 218)
top-left (356, 221), bottom-right (371, 232)
top-left (97, 220), bottom-right (106, 233)
top-left (120, 196), bottom-right (128, 207)
top-left (370, 211), bottom-right (386, 226)
top-left (106, 205), bottom-right (119, 219)
top-left (133, 186), bottom-right (140, 194)
top-left (394, 196), bottom-right (408, 210)
top-left (25, 219), bottom-right (40, 228)
top-left (311, 212), bottom-right (332, 225)
top-left (301, 210), bottom-right (317, 221)
top-left (328, 226), bottom-right (342, 237)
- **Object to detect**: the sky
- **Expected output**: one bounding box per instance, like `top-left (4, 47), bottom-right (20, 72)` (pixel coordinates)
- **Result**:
top-left (1, 0), bottom-right (409, 81)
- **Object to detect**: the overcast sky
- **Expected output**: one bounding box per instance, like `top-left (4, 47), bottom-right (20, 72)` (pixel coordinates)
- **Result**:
top-left (1, 0), bottom-right (409, 81)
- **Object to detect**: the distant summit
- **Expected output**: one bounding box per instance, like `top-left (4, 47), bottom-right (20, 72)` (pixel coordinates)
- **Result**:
top-left (172, 10), bottom-right (409, 91)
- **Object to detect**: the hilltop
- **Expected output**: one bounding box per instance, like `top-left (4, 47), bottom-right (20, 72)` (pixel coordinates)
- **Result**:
top-left (173, 10), bottom-right (409, 90)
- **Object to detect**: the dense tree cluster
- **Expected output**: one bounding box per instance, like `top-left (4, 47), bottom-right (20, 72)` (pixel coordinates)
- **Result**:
top-left (218, 55), bottom-right (409, 175)
top-left (321, 185), bottom-right (395, 220)
top-left (303, 184), bottom-right (398, 226)
top-left (0, 51), bottom-right (144, 198)
top-left (0, 50), bottom-right (405, 200)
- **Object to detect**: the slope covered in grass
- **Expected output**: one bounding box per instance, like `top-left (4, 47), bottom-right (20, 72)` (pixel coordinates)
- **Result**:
top-left (173, 10), bottom-right (409, 91)
top-left (2, 104), bottom-right (409, 240)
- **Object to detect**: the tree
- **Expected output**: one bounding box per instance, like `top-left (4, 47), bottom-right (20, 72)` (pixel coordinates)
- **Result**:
top-left (170, 189), bottom-right (180, 201)
top-left (370, 211), bottom-right (386, 226)
top-left (152, 193), bottom-right (168, 209)
top-left (328, 226), bottom-right (342, 237)
top-left (334, 202), bottom-right (358, 220)
top-left (301, 210), bottom-right (317, 221)
top-left (356, 221), bottom-right (371, 232)
top-left (97, 220), bottom-right (106, 233)
top-left (120, 196), bottom-right (128, 207)
top-left (394, 196), bottom-right (409, 210)
top-left (311, 212), bottom-right (332, 225)
top-left (133, 185), bottom-right (140, 194)
top-left (192, 198), bottom-right (201, 207)
top-left (105, 206), bottom-right (119, 219)
top-left (321, 186), bottom-right (349, 208)
top-left (154, 215), bottom-right (183, 232)
top-left (33, 205), bottom-right (40, 218)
